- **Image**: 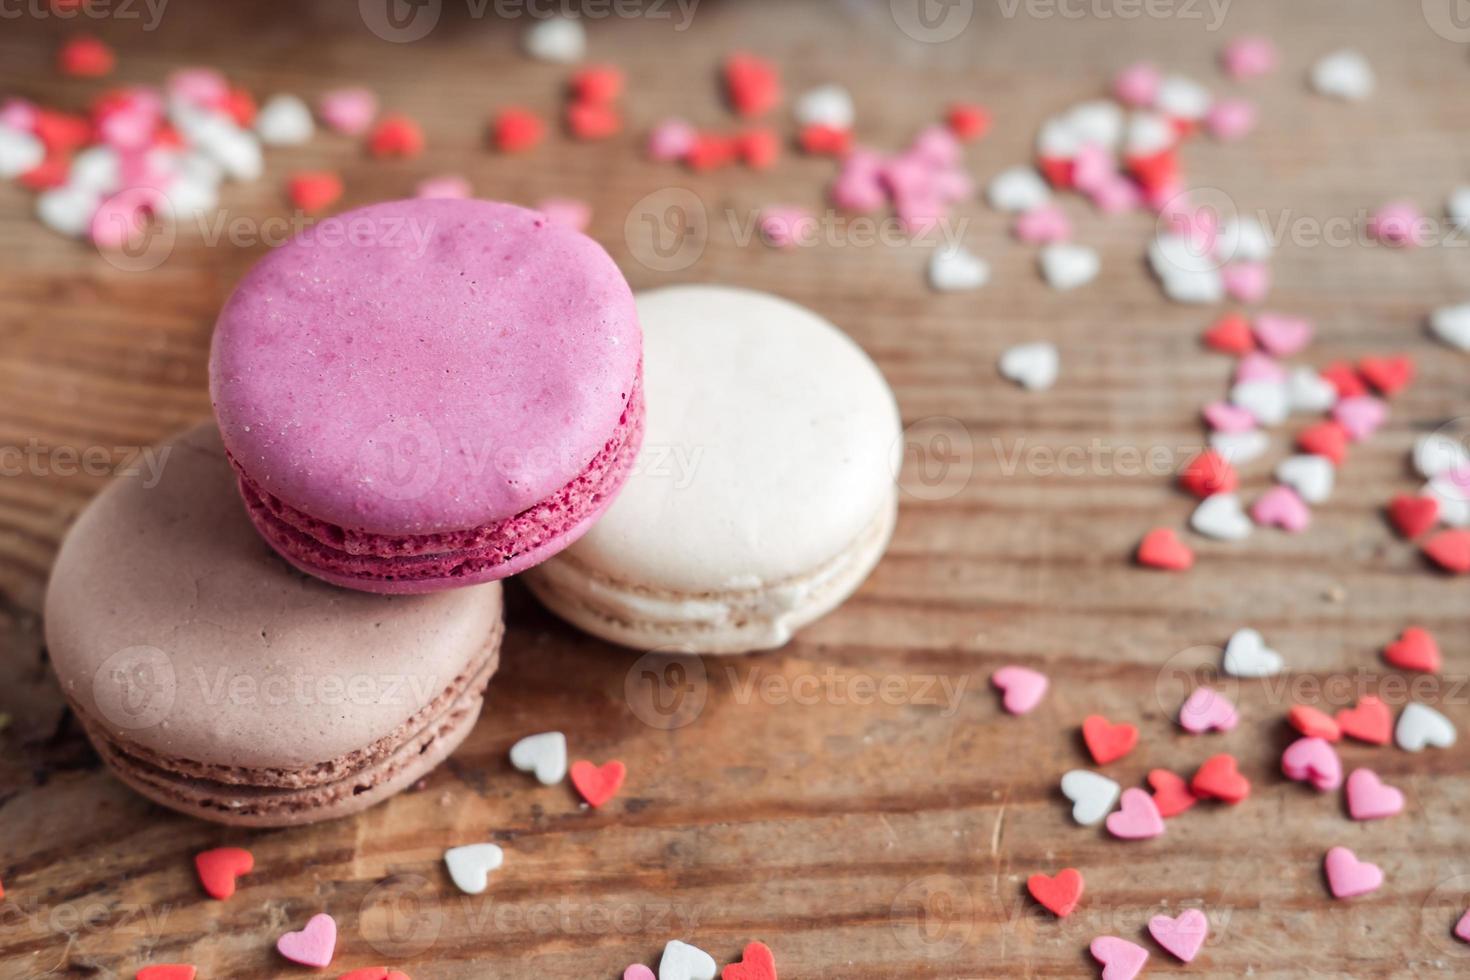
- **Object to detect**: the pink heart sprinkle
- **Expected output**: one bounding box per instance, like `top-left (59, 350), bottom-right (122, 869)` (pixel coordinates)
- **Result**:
top-left (1281, 736), bottom-right (1343, 791)
top-left (624, 966), bottom-right (656, 980)
top-left (536, 196), bottom-right (591, 232)
top-left (276, 913), bottom-right (337, 969)
top-left (1221, 261), bottom-right (1271, 304)
top-left (1114, 62), bottom-right (1161, 107)
top-left (1369, 201), bottom-right (1428, 248)
top-left (1252, 485), bottom-right (1311, 532)
top-left (910, 124), bottom-right (962, 169)
top-left (1013, 204), bottom-right (1072, 245)
top-left (647, 117), bottom-right (696, 162)
top-left (415, 174), bottom-right (472, 200)
top-left (990, 666), bottom-right (1048, 715)
top-left (98, 107), bottom-right (158, 151)
top-left (1324, 846), bottom-right (1383, 899)
top-left (1234, 351), bottom-right (1287, 384)
top-left (318, 87), bottom-right (378, 136)
top-left (1071, 143), bottom-right (1114, 194)
top-left (830, 149), bottom-right (888, 213)
top-left (1203, 401), bottom-right (1258, 433)
top-left (1179, 687), bottom-right (1238, 734)
top-left (1206, 98), bottom-right (1258, 141)
top-left (1332, 395), bottom-right (1387, 442)
top-left (0, 97), bottom-right (38, 131)
top-left (1252, 312), bottom-right (1313, 356)
top-left (1089, 175), bottom-right (1142, 215)
top-left (1090, 935), bottom-right (1150, 980)
top-left (1105, 788), bottom-right (1165, 840)
top-left (1148, 908), bottom-right (1209, 963)
top-left (758, 206), bottom-right (814, 249)
top-left (1345, 768), bottom-right (1404, 820)
top-left (1221, 36), bottom-right (1278, 79)
top-left (1455, 909), bottom-right (1470, 943)
top-left (167, 67), bottom-right (229, 109)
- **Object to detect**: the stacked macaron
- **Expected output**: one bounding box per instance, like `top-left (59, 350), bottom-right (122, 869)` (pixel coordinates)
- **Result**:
top-left (45, 201), bottom-right (903, 827)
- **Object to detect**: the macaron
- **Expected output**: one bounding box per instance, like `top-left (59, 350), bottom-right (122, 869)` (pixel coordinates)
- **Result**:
top-left (44, 423), bottom-right (504, 826)
top-left (209, 198), bottom-right (643, 594)
top-left (525, 285), bottom-right (902, 653)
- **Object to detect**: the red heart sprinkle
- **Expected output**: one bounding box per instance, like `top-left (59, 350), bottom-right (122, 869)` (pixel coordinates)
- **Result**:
top-left (1319, 361), bottom-right (1367, 399)
top-left (136, 966), bottom-right (196, 980)
top-left (195, 847), bottom-right (254, 900)
top-left (1136, 527), bottom-right (1194, 571)
top-left (368, 115), bottom-right (424, 158)
top-left (1026, 868), bottom-right (1084, 917)
top-left (737, 128), bottom-right (780, 170)
top-left (35, 109), bottom-right (93, 153)
top-left (686, 132), bottom-right (738, 172)
top-left (338, 969), bottom-right (412, 980)
top-left (222, 86), bottom-right (257, 128)
top-left (1423, 529), bottom-right (1470, 574)
top-left (1190, 754), bottom-right (1250, 803)
top-left (21, 152), bottom-right (71, 191)
top-left (1336, 696), bottom-right (1392, 745)
top-left (1125, 147), bottom-right (1178, 193)
top-left (570, 760), bottom-right (626, 808)
top-left (1287, 705), bottom-right (1341, 742)
top-left (946, 103), bottom-right (991, 142)
top-left (1358, 354), bottom-right (1415, 396)
top-left (723, 52), bottom-right (781, 117)
top-left (1388, 494), bottom-right (1439, 539)
top-left (1082, 715), bottom-right (1138, 765)
top-left (566, 101), bottom-right (621, 141)
top-left (492, 108), bottom-right (544, 153)
top-left (570, 65), bottom-right (625, 105)
top-left (1037, 155), bottom-right (1074, 189)
top-left (721, 940), bottom-right (777, 980)
top-left (797, 123), bottom-right (851, 157)
top-left (1147, 769), bottom-right (1198, 817)
top-left (58, 36), bottom-right (115, 78)
top-left (1296, 421), bottom-right (1349, 466)
top-left (1179, 449), bottom-right (1238, 498)
top-left (288, 172), bottom-right (344, 215)
top-left (1202, 312), bottom-right (1255, 354)
top-left (1384, 626), bottom-right (1441, 674)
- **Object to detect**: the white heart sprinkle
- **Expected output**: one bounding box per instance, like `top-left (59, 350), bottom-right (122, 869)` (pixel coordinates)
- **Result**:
top-left (1415, 433), bottom-right (1470, 480)
top-left (1423, 476), bottom-right (1470, 527)
top-left (1060, 770), bottom-right (1121, 826)
top-left (36, 185), bottom-right (100, 238)
top-left (522, 16), bottom-right (586, 63)
top-left (928, 244), bottom-right (989, 292)
top-left (1223, 627), bottom-right (1284, 678)
top-left (1036, 116), bottom-right (1081, 158)
top-left (659, 939), bottom-right (717, 980)
top-left (1190, 493), bottom-right (1253, 541)
top-left (987, 166), bottom-right (1050, 213)
top-left (1065, 100), bottom-right (1123, 149)
top-left (1396, 703), bottom-right (1457, 752)
top-left (1155, 74), bottom-right (1211, 120)
top-left (1448, 186), bottom-right (1470, 229)
top-left (793, 84), bottom-right (854, 130)
top-left (999, 342), bottom-right (1059, 391)
top-left (509, 731), bottom-right (567, 785)
top-left (0, 123), bottom-right (44, 179)
top-left (1429, 304), bottom-right (1470, 352)
top-left (255, 94), bottom-right (315, 146)
top-left (68, 146), bottom-right (121, 193)
top-left (1311, 49), bottom-right (1374, 101)
top-left (182, 111), bottom-right (262, 181)
top-left (443, 843), bottom-right (504, 895)
top-left (1150, 232), bottom-right (1217, 279)
top-left (1275, 454), bottom-right (1335, 504)
top-left (1287, 367), bottom-right (1338, 414)
top-left (1230, 379), bottom-right (1290, 426)
top-left (1210, 430), bottom-right (1270, 466)
top-left (1040, 243), bottom-right (1099, 291)
top-left (1215, 216), bottom-right (1273, 263)
top-left (1126, 110), bottom-right (1174, 156)
top-left (1159, 266), bottom-right (1224, 304)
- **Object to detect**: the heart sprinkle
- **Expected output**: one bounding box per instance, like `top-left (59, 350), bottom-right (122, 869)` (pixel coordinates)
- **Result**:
top-left (990, 666), bottom-right (1048, 715)
top-left (1423, 529), bottom-right (1470, 573)
top-left (444, 843), bottom-right (505, 895)
top-left (1336, 696), bottom-right (1392, 745)
top-left (338, 970), bottom-right (411, 980)
top-left (1179, 449), bottom-right (1238, 498)
top-left (1287, 705), bottom-right (1341, 742)
top-left (1089, 936), bottom-right (1149, 980)
top-left (1190, 754), bottom-right (1250, 804)
top-left (1323, 846), bottom-right (1383, 899)
top-left (659, 939), bottom-right (717, 980)
top-left (1027, 868), bottom-right (1084, 917)
top-left (1387, 494), bottom-right (1438, 539)
top-left (1148, 769), bottom-right (1198, 817)
top-left (998, 342), bottom-right (1059, 391)
top-left (1396, 702), bottom-right (1457, 752)
top-left (1082, 715), bottom-right (1139, 765)
top-left (194, 847), bottom-right (253, 901)
top-left (625, 966), bottom-right (657, 980)
top-left (509, 731), bottom-right (568, 785)
top-left (1191, 493), bottom-right (1253, 541)
top-left (136, 967), bottom-right (197, 980)
top-left (571, 759), bottom-right (627, 808)
top-left (1280, 737), bottom-right (1343, 791)
top-left (1061, 770), bottom-right (1122, 825)
top-left (1251, 485), bottom-right (1311, 533)
top-left (1345, 768), bottom-right (1404, 821)
top-left (720, 940), bottom-right (777, 980)
top-left (1179, 687), bottom-right (1238, 734)
top-left (1384, 626), bottom-right (1441, 674)
top-left (276, 913), bottom-right (337, 969)
top-left (1223, 627), bottom-right (1284, 678)
top-left (1136, 527), bottom-right (1194, 571)
top-left (1105, 788), bottom-right (1165, 840)
top-left (1148, 908), bottom-right (1209, 962)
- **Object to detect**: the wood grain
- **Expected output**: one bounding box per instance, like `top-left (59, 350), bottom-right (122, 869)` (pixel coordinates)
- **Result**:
top-left (2, 1), bottom-right (1469, 976)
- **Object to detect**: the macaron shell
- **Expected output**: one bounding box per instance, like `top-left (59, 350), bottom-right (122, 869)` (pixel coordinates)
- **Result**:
top-left (209, 199), bottom-right (641, 536)
top-left (44, 422), bottom-right (504, 773)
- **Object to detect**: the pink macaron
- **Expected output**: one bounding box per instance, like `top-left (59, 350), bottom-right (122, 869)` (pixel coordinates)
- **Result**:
top-left (209, 199), bottom-right (643, 593)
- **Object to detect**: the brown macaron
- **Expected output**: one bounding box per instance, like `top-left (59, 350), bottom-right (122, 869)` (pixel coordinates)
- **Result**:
top-left (44, 422), bottom-right (503, 826)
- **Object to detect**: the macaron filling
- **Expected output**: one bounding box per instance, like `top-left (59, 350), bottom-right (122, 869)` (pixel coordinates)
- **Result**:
top-left (234, 372), bottom-right (644, 587)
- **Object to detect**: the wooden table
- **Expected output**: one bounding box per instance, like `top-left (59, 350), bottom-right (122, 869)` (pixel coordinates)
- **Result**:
top-left (2, 1), bottom-right (1468, 976)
